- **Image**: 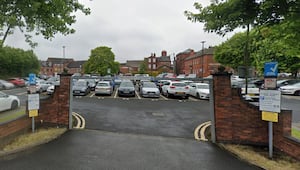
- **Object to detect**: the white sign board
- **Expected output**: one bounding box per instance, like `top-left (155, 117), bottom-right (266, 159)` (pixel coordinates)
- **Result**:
top-left (259, 90), bottom-right (281, 113)
top-left (28, 94), bottom-right (40, 110)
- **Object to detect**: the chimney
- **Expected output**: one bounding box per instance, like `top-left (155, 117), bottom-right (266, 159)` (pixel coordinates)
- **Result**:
top-left (162, 50), bottom-right (167, 56)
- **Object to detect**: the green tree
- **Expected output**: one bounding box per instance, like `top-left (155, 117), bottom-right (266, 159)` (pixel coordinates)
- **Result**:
top-left (139, 61), bottom-right (147, 74)
top-left (252, 24), bottom-right (300, 77)
top-left (214, 32), bottom-right (247, 70)
top-left (84, 46), bottom-right (119, 76)
top-left (185, 0), bottom-right (300, 78)
top-left (0, 46), bottom-right (40, 78)
top-left (0, 0), bottom-right (90, 47)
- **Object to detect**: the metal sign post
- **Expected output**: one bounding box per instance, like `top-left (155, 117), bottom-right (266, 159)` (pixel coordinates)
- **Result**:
top-left (261, 61), bottom-right (279, 159)
top-left (28, 94), bottom-right (40, 133)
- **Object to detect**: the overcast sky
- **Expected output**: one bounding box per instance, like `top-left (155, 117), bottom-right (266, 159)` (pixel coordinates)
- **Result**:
top-left (5, 0), bottom-right (234, 63)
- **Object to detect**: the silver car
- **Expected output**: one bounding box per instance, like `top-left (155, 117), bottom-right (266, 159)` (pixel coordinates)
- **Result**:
top-left (95, 81), bottom-right (113, 96)
top-left (140, 82), bottom-right (160, 98)
top-left (0, 79), bottom-right (15, 90)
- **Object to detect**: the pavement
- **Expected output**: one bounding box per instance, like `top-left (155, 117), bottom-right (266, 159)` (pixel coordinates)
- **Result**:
top-left (0, 129), bottom-right (261, 170)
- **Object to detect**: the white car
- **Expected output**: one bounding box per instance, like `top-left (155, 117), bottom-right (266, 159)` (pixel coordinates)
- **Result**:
top-left (47, 85), bottom-right (55, 95)
top-left (0, 91), bottom-right (20, 112)
top-left (161, 81), bottom-right (189, 99)
top-left (279, 82), bottom-right (300, 96)
top-left (241, 83), bottom-right (260, 101)
top-left (188, 83), bottom-right (210, 99)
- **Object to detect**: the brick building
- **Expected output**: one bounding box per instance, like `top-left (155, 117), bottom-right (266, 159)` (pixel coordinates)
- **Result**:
top-left (40, 58), bottom-right (74, 76)
top-left (145, 50), bottom-right (173, 73)
top-left (175, 47), bottom-right (220, 78)
top-left (119, 60), bottom-right (144, 75)
top-left (67, 60), bottom-right (86, 74)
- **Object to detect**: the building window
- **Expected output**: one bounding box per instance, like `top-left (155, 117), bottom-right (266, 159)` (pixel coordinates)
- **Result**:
top-left (148, 58), bottom-right (151, 63)
top-left (153, 58), bottom-right (156, 63)
top-left (153, 64), bottom-right (156, 69)
top-left (148, 64), bottom-right (151, 69)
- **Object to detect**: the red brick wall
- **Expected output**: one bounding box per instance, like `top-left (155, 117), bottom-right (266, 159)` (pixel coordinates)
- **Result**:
top-left (0, 116), bottom-right (31, 148)
top-left (0, 74), bottom-right (71, 148)
top-left (213, 72), bottom-right (300, 160)
top-left (36, 74), bottom-right (71, 126)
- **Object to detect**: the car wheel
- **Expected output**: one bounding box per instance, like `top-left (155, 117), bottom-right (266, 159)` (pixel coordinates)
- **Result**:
top-left (294, 90), bottom-right (300, 96)
top-left (11, 100), bottom-right (18, 110)
top-left (185, 95), bottom-right (189, 99)
top-left (196, 93), bottom-right (200, 99)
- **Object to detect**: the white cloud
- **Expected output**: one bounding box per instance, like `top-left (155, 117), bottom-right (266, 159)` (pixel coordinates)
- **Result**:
top-left (4, 0), bottom-right (232, 63)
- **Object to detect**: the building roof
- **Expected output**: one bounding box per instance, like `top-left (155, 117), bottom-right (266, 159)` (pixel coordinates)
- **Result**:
top-left (157, 56), bottom-right (171, 62)
top-left (47, 57), bottom-right (74, 64)
top-left (176, 49), bottom-right (194, 56)
top-left (185, 47), bottom-right (215, 60)
top-left (126, 60), bottom-right (144, 67)
top-left (67, 60), bottom-right (86, 68)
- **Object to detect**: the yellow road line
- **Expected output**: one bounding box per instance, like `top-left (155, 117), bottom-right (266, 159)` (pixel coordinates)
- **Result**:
top-left (194, 121), bottom-right (211, 141)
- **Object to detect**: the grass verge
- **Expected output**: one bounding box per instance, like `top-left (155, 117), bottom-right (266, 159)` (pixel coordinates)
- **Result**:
top-left (0, 107), bottom-right (26, 123)
top-left (1, 127), bottom-right (67, 153)
top-left (221, 144), bottom-right (300, 170)
top-left (292, 128), bottom-right (300, 139)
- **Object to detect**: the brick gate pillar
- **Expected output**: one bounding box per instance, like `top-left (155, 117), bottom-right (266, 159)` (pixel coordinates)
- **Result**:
top-left (37, 74), bottom-right (72, 128)
top-left (212, 72), bottom-right (234, 142)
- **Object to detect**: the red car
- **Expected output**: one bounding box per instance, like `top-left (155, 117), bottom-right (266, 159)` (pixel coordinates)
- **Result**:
top-left (7, 78), bottom-right (26, 87)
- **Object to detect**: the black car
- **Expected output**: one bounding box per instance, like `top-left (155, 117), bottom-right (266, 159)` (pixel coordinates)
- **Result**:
top-left (72, 80), bottom-right (90, 96)
top-left (117, 80), bottom-right (135, 97)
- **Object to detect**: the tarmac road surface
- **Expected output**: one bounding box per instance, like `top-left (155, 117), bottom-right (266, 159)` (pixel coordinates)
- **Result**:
top-left (0, 130), bottom-right (261, 170)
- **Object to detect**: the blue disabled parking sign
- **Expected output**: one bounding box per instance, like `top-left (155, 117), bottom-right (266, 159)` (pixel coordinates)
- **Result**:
top-left (29, 73), bottom-right (36, 85)
top-left (264, 62), bottom-right (278, 77)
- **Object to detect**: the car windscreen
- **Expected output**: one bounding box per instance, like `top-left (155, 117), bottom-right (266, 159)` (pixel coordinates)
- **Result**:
top-left (197, 85), bottom-right (209, 89)
top-left (97, 83), bottom-right (109, 87)
top-left (143, 82), bottom-right (157, 88)
top-left (120, 81), bottom-right (133, 87)
top-left (172, 83), bottom-right (186, 87)
top-left (75, 81), bottom-right (87, 86)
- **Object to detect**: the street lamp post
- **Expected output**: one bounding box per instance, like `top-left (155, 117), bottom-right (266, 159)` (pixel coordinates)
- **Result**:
top-left (201, 41), bottom-right (205, 78)
top-left (62, 46), bottom-right (66, 73)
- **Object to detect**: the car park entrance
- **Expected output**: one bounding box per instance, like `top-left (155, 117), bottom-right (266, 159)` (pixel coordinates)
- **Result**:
top-left (72, 97), bottom-right (211, 139)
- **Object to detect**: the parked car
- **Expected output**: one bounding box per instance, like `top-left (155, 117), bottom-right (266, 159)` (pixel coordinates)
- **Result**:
top-left (85, 78), bottom-right (97, 91)
top-left (279, 82), bottom-right (300, 96)
top-left (156, 80), bottom-right (170, 92)
top-left (186, 74), bottom-right (197, 78)
top-left (117, 80), bottom-right (135, 97)
top-left (188, 83), bottom-right (210, 99)
top-left (161, 81), bottom-right (189, 99)
top-left (27, 80), bottom-right (51, 94)
top-left (72, 80), bottom-right (90, 96)
top-left (0, 91), bottom-right (20, 112)
top-left (276, 79), bottom-right (300, 89)
top-left (140, 82), bottom-right (160, 98)
top-left (95, 81), bottom-right (113, 96)
top-left (138, 79), bottom-right (151, 91)
top-left (241, 83), bottom-right (260, 101)
top-left (46, 76), bottom-right (60, 86)
top-left (181, 80), bottom-right (194, 86)
top-left (0, 79), bottom-right (15, 89)
top-left (7, 78), bottom-right (25, 87)
top-left (114, 79), bottom-right (122, 89)
top-left (176, 74), bottom-right (186, 79)
top-left (47, 85), bottom-right (55, 95)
